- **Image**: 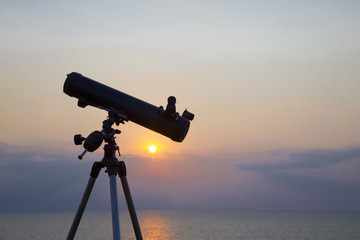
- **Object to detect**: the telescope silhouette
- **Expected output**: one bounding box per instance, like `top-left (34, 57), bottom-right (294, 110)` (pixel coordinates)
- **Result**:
top-left (63, 72), bottom-right (194, 142)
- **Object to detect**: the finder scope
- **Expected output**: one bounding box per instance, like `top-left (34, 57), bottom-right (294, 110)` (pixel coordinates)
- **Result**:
top-left (63, 72), bottom-right (194, 142)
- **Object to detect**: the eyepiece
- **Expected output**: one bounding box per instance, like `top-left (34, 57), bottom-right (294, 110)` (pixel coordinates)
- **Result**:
top-left (168, 96), bottom-right (176, 105)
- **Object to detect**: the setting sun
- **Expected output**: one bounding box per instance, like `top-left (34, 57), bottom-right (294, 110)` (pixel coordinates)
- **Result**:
top-left (149, 145), bottom-right (157, 153)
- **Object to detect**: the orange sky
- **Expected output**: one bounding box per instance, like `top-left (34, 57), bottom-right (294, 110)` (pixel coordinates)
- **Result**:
top-left (1, 1), bottom-right (359, 155)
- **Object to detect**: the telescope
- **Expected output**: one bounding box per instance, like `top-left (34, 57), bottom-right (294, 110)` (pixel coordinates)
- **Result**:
top-left (63, 72), bottom-right (195, 240)
top-left (63, 72), bottom-right (194, 142)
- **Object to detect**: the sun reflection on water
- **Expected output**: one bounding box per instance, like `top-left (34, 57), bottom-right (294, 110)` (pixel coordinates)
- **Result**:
top-left (140, 211), bottom-right (172, 240)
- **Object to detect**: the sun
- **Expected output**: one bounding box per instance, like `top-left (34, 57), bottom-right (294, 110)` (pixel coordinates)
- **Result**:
top-left (148, 145), bottom-right (157, 153)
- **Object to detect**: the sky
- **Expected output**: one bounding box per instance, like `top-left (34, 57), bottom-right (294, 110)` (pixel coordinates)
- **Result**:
top-left (1, 0), bottom-right (360, 213)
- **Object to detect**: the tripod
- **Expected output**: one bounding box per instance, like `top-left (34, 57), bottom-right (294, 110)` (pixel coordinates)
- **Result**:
top-left (66, 113), bottom-right (143, 240)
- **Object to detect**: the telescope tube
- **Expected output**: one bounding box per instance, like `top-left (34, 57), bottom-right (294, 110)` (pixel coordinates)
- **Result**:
top-left (63, 72), bottom-right (193, 142)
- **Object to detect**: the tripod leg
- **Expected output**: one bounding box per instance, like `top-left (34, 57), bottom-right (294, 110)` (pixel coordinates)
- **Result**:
top-left (109, 174), bottom-right (121, 240)
top-left (118, 161), bottom-right (143, 240)
top-left (66, 162), bottom-right (102, 240)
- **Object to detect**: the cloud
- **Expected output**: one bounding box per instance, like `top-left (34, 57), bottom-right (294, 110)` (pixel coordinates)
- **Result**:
top-left (1, 143), bottom-right (360, 212)
top-left (0, 144), bottom-right (94, 212)
top-left (234, 148), bottom-right (360, 211)
top-left (237, 147), bottom-right (360, 172)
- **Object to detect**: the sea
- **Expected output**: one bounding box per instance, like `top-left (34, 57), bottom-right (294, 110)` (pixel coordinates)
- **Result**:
top-left (0, 211), bottom-right (359, 240)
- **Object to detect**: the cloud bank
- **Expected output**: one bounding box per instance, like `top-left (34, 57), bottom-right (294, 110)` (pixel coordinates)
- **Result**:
top-left (1, 143), bottom-right (360, 213)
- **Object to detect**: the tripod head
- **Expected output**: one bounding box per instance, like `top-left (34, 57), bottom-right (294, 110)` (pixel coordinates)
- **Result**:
top-left (74, 110), bottom-right (124, 159)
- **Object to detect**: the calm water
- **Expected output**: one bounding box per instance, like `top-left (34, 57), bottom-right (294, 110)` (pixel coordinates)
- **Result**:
top-left (0, 211), bottom-right (359, 240)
